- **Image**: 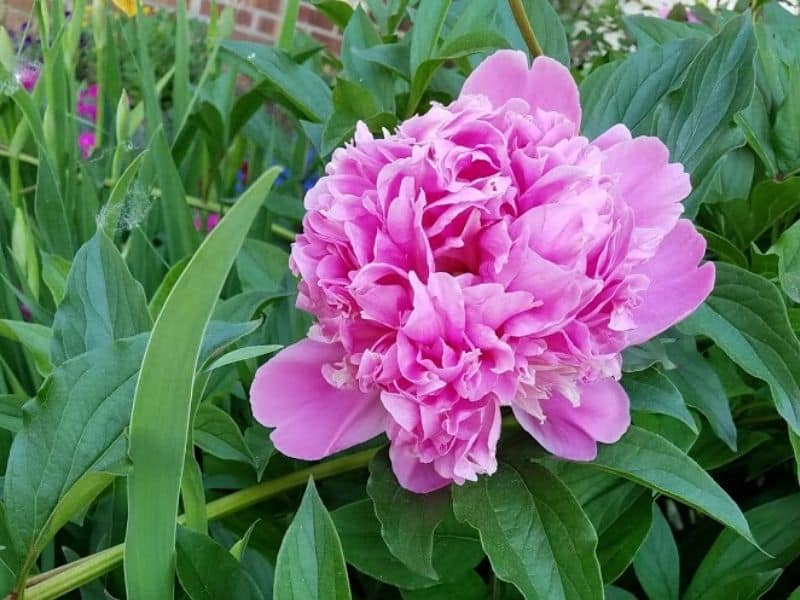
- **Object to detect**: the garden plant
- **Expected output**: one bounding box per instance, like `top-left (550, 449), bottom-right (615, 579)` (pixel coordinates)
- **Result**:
top-left (1, 0), bottom-right (800, 598)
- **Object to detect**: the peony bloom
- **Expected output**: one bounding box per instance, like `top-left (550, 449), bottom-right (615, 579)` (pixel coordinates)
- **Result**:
top-left (77, 131), bottom-right (96, 159)
top-left (250, 50), bottom-right (715, 492)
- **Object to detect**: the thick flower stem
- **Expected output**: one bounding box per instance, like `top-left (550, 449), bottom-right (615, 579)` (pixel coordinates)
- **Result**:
top-left (18, 448), bottom-right (378, 600)
top-left (508, 0), bottom-right (544, 58)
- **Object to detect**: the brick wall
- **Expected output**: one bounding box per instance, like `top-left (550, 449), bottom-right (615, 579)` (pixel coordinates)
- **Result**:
top-left (1, 0), bottom-right (347, 52)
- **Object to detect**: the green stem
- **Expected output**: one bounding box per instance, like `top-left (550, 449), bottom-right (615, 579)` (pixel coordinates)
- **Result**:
top-left (508, 0), bottom-right (544, 58)
top-left (20, 448), bottom-right (378, 600)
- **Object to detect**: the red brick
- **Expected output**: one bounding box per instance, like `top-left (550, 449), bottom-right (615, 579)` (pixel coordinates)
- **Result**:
top-left (235, 8), bottom-right (253, 26)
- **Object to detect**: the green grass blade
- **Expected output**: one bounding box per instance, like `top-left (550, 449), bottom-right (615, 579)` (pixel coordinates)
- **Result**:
top-left (173, 0), bottom-right (191, 125)
top-left (124, 166), bottom-right (281, 600)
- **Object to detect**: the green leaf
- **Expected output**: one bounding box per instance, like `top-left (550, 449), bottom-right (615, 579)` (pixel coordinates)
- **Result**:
top-left (680, 263), bottom-right (800, 437)
top-left (366, 448), bottom-right (450, 579)
top-left (100, 151), bottom-right (148, 237)
top-left (5, 335), bottom-right (147, 582)
top-left (229, 520), bottom-right (260, 561)
top-left (221, 42), bottom-right (333, 122)
top-left (125, 167), bottom-right (281, 600)
top-left (50, 231), bottom-right (151, 367)
top-left (409, 0), bottom-right (451, 76)
top-left (342, 7), bottom-right (394, 112)
top-left (204, 345), bottom-right (281, 373)
top-left (150, 128), bottom-right (200, 265)
top-left (580, 38), bottom-right (703, 139)
top-left (273, 479), bottom-right (351, 600)
top-left (176, 525), bottom-right (264, 600)
top-left (452, 461), bottom-right (603, 599)
top-left (401, 571), bottom-right (487, 600)
top-left (332, 499), bottom-right (483, 589)
top-left (721, 177), bottom-right (800, 248)
top-left (309, 0), bottom-right (354, 29)
top-left (236, 239), bottom-right (291, 292)
top-left (596, 493), bottom-right (652, 584)
top-left (589, 426), bottom-right (756, 547)
top-left (40, 252), bottom-right (71, 306)
top-left (0, 320), bottom-right (52, 376)
top-left (194, 403), bottom-right (255, 467)
top-left (664, 341), bottom-right (737, 451)
top-left (772, 61), bottom-right (800, 175)
top-left (655, 14), bottom-right (755, 198)
top-left (769, 219), bottom-right (800, 303)
top-left (685, 495), bottom-right (800, 600)
top-left (735, 89), bottom-right (778, 177)
top-left (622, 368), bottom-right (697, 433)
top-left (633, 505), bottom-right (680, 600)
top-left (623, 14), bottom-right (709, 47)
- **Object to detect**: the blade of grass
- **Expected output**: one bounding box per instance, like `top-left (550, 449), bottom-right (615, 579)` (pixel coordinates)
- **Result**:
top-left (173, 0), bottom-right (191, 124)
top-left (278, 0), bottom-right (301, 50)
top-left (124, 167), bottom-right (281, 600)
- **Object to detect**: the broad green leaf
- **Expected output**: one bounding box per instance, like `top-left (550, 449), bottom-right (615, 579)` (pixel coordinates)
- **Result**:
top-left (691, 428), bottom-right (769, 471)
top-left (125, 167), bottom-right (281, 600)
top-left (0, 320), bottom-right (52, 376)
top-left (236, 238), bottom-right (291, 292)
top-left (769, 219), bottom-right (800, 303)
top-left (366, 448), bottom-right (450, 579)
top-left (680, 263), bottom-right (800, 437)
top-left (0, 503), bottom-right (22, 596)
top-left (580, 38), bottom-right (703, 139)
top-left (596, 493), bottom-right (652, 584)
top-left (273, 479), bottom-right (350, 600)
top-left (623, 14), bottom-right (709, 46)
top-left (176, 526), bottom-right (264, 600)
top-left (40, 252), bottom-right (71, 306)
top-left (409, 0), bottom-right (451, 76)
top-left (589, 426), bottom-right (756, 547)
top-left (401, 571), bottom-right (487, 600)
top-left (0, 395), bottom-right (25, 433)
top-left (194, 403), bottom-right (255, 467)
top-left (342, 7), bottom-right (394, 112)
top-left (721, 177), bottom-right (800, 248)
top-left (633, 505), bottom-right (680, 600)
top-left (204, 345), bottom-right (281, 373)
top-left (655, 15), bottom-right (755, 196)
top-left (221, 42), bottom-right (333, 122)
top-left (452, 462), bottom-right (603, 599)
top-left (735, 89), bottom-right (778, 177)
top-left (622, 368), bottom-right (697, 433)
top-left (664, 341), bottom-right (737, 450)
top-left (50, 231), bottom-right (151, 367)
top-left (309, 0), bottom-right (354, 29)
top-left (634, 412), bottom-right (698, 453)
top-left (332, 499), bottom-right (483, 590)
top-left (685, 495), bottom-right (800, 600)
top-left (5, 335), bottom-right (147, 582)
top-left (244, 425), bottom-right (275, 480)
top-left (772, 61), bottom-right (800, 175)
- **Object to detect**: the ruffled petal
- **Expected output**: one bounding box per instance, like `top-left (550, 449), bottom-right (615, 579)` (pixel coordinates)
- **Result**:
top-left (250, 339), bottom-right (386, 460)
top-left (514, 378), bottom-right (630, 460)
top-left (627, 220), bottom-right (716, 345)
top-left (461, 50), bottom-right (581, 128)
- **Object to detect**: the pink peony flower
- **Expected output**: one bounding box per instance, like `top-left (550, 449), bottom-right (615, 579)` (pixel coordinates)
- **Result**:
top-left (15, 64), bottom-right (40, 92)
top-left (77, 131), bottom-right (96, 159)
top-left (249, 50), bottom-right (715, 492)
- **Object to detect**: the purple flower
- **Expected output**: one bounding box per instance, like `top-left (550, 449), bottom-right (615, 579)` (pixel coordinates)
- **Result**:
top-left (15, 64), bottom-right (40, 92)
top-left (77, 131), bottom-right (96, 159)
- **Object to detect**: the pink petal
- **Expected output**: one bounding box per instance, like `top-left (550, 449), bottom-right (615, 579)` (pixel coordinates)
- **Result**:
top-left (600, 136), bottom-right (690, 232)
top-left (389, 440), bottom-right (451, 493)
top-left (514, 378), bottom-right (630, 461)
top-left (461, 50), bottom-right (581, 129)
top-left (250, 339), bottom-right (386, 460)
top-left (627, 220), bottom-right (715, 345)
